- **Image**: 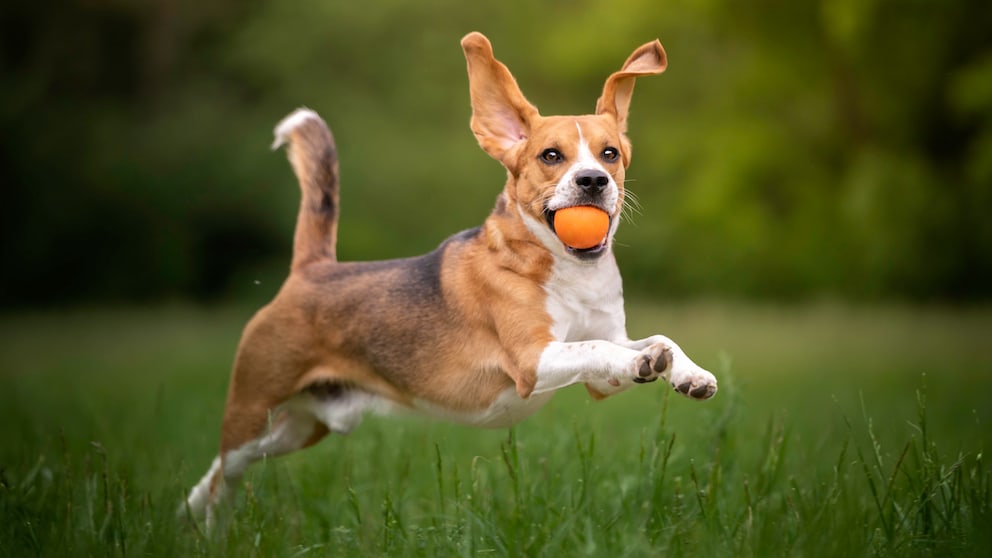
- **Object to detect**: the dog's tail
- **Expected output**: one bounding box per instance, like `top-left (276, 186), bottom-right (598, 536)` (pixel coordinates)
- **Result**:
top-left (272, 108), bottom-right (340, 269)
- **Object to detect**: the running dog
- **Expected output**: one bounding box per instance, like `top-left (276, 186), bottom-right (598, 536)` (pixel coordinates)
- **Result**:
top-left (185, 31), bottom-right (717, 525)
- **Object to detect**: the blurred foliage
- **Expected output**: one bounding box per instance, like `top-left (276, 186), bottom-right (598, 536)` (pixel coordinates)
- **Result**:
top-left (1, 0), bottom-right (990, 306)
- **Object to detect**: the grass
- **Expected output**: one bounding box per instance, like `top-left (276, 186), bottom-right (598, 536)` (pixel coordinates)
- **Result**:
top-left (0, 300), bottom-right (990, 556)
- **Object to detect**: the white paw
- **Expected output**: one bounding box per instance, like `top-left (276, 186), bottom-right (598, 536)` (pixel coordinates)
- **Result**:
top-left (634, 339), bottom-right (717, 400)
top-left (631, 343), bottom-right (673, 384)
top-left (668, 356), bottom-right (718, 400)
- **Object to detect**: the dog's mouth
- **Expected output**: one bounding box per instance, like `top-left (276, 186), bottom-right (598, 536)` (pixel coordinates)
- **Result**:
top-left (544, 207), bottom-right (611, 260)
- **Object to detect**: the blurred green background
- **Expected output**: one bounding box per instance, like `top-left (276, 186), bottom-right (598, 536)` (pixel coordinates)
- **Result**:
top-left (3, 4), bottom-right (992, 553)
top-left (2, 0), bottom-right (991, 307)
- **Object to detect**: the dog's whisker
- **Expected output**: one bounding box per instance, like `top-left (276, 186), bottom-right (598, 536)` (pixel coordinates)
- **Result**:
top-left (620, 188), bottom-right (644, 224)
top-left (623, 188), bottom-right (643, 210)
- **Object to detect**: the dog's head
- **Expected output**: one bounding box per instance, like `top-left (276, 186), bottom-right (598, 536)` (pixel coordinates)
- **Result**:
top-left (462, 32), bottom-right (667, 260)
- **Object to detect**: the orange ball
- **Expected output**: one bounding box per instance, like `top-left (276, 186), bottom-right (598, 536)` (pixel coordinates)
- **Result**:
top-left (553, 206), bottom-right (610, 249)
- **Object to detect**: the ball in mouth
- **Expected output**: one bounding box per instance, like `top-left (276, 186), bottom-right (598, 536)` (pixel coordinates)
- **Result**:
top-left (550, 206), bottom-right (610, 250)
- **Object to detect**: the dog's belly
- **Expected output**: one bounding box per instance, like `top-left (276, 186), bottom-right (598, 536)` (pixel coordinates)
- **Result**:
top-left (413, 388), bottom-right (555, 429)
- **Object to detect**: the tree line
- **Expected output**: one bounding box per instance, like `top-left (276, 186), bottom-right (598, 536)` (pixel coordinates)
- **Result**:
top-left (2, 0), bottom-right (990, 307)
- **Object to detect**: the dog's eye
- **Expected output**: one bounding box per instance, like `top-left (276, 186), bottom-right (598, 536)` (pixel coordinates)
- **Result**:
top-left (602, 147), bottom-right (620, 162)
top-left (540, 148), bottom-right (563, 164)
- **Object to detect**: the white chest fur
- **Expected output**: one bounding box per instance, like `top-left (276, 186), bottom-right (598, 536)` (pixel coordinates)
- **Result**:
top-left (543, 254), bottom-right (627, 342)
top-left (519, 210), bottom-right (628, 343)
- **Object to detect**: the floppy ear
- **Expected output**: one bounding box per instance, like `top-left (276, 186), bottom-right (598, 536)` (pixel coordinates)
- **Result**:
top-left (461, 32), bottom-right (540, 163)
top-left (595, 39), bottom-right (667, 135)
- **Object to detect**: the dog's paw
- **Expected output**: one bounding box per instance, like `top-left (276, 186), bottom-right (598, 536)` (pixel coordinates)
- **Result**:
top-left (669, 360), bottom-right (718, 400)
top-left (632, 343), bottom-right (673, 384)
top-left (632, 341), bottom-right (718, 400)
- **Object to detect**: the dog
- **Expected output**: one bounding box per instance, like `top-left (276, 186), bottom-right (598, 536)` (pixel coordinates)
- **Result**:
top-left (185, 31), bottom-right (717, 525)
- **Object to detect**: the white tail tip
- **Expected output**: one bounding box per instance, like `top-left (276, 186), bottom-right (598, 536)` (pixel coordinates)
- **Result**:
top-left (271, 107), bottom-right (322, 150)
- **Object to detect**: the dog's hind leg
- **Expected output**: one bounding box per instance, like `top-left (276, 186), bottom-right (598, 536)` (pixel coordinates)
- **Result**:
top-left (184, 455), bottom-right (223, 522)
top-left (185, 401), bottom-right (328, 530)
top-left (220, 403), bottom-right (327, 487)
top-left (184, 385), bottom-right (381, 529)
top-left (184, 322), bottom-right (324, 526)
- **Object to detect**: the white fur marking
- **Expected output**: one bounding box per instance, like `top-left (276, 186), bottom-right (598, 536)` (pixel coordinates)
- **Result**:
top-left (272, 107), bottom-right (321, 150)
top-left (543, 122), bottom-right (619, 214)
top-left (531, 340), bottom-right (637, 394)
top-left (184, 456), bottom-right (221, 518)
top-left (530, 334), bottom-right (717, 400)
top-left (305, 390), bottom-right (397, 434)
top-left (222, 407), bottom-right (318, 480)
top-left (543, 250), bottom-right (626, 341)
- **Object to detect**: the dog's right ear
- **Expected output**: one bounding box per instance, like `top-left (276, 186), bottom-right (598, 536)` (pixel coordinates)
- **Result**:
top-left (462, 32), bottom-right (540, 164)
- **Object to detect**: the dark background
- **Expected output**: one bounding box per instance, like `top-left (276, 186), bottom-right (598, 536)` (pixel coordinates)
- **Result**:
top-left (3, 0), bottom-right (990, 307)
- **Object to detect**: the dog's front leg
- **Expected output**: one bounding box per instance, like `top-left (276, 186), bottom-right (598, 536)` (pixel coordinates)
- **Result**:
top-left (528, 335), bottom-right (716, 401)
top-left (530, 340), bottom-right (670, 397)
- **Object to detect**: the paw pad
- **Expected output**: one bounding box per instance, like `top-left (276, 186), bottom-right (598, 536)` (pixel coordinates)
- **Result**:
top-left (672, 378), bottom-right (717, 400)
top-left (632, 344), bottom-right (672, 384)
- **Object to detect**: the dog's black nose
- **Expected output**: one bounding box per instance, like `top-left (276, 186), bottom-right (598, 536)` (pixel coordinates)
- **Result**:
top-left (574, 170), bottom-right (609, 195)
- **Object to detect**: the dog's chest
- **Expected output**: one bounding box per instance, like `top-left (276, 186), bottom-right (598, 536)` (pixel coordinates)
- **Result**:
top-left (543, 256), bottom-right (625, 342)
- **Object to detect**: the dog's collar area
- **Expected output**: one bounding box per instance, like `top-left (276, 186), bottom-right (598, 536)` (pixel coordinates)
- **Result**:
top-left (544, 208), bottom-right (611, 260)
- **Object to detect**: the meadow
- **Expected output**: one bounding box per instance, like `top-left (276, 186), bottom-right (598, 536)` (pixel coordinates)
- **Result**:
top-left (1, 300), bottom-right (990, 556)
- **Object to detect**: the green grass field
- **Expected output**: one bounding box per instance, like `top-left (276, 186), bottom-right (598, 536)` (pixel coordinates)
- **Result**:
top-left (1, 301), bottom-right (990, 556)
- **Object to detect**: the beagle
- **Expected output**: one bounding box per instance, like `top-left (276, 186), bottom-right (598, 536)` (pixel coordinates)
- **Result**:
top-left (185, 31), bottom-right (717, 525)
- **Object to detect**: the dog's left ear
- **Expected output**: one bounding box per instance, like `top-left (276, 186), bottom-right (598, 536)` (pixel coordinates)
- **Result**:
top-left (596, 39), bottom-right (667, 137)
